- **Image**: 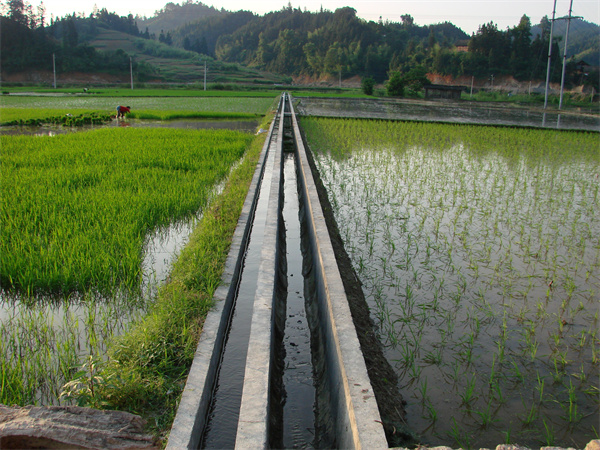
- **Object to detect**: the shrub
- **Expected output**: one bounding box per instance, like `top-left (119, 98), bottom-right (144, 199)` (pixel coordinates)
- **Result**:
top-left (386, 72), bottom-right (405, 97)
top-left (361, 76), bottom-right (375, 95)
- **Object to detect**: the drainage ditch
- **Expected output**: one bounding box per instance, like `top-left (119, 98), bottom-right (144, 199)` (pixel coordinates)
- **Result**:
top-left (167, 93), bottom-right (387, 450)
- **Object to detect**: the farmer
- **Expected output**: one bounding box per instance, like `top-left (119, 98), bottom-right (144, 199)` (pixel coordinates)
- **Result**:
top-left (116, 105), bottom-right (131, 118)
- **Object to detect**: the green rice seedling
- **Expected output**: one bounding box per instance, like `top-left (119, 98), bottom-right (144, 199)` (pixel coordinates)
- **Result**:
top-left (418, 377), bottom-right (428, 402)
top-left (474, 397), bottom-right (498, 429)
top-left (543, 419), bottom-right (555, 446)
top-left (522, 402), bottom-right (538, 426)
top-left (424, 399), bottom-right (438, 423)
top-left (460, 374), bottom-right (478, 406)
top-left (1, 128), bottom-right (252, 294)
top-left (564, 378), bottom-right (583, 423)
top-left (447, 417), bottom-right (471, 449)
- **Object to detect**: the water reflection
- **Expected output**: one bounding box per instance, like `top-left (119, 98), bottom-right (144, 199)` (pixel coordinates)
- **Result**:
top-left (0, 118), bottom-right (259, 136)
top-left (0, 212), bottom-right (203, 404)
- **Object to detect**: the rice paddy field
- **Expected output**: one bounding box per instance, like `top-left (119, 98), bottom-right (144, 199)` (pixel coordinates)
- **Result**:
top-left (0, 98), bottom-right (259, 410)
top-left (0, 95), bottom-right (276, 125)
top-left (301, 117), bottom-right (599, 448)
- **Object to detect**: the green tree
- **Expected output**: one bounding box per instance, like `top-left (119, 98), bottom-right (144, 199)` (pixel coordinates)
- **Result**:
top-left (386, 71), bottom-right (404, 96)
top-left (63, 16), bottom-right (78, 48)
top-left (361, 76), bottom-right (375, 95)
top-left (403, 65), bottom-right (429, 93)
top-left (510, 15), bottom-right (532, 79)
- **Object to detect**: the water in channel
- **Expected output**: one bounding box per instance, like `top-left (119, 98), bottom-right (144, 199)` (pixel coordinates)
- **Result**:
top-left (200, 118), bottom-right (279, 449)
top-left (280, 150), bottom-right (317, 448)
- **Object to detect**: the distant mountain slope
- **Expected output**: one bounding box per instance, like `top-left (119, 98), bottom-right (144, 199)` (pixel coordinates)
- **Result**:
top-left (137, 1), bottom-right (223, 37)
top-left (170, 6), bottom-right (469, 80)
top-left (532, 18), bottom-right (599, 66)
top-left (89, 27), bottom-right (288, 84)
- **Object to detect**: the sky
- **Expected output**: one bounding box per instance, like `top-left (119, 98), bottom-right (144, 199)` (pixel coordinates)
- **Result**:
top-left (40, 0), bottom-right (599, 35)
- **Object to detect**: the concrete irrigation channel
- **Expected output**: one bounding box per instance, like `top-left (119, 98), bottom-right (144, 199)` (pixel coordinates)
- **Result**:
top-left (166, 93), bottom-right (389, 449)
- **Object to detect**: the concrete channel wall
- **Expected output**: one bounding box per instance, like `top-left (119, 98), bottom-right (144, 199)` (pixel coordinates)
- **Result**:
top-left (167, 94), bottom-right (388, 449)
top-left (166, 96), bottom-right (282, 450)
top-left (289, 97), bottom-right (388, 450)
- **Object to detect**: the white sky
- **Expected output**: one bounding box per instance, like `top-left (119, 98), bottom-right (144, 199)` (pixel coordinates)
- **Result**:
top-left (40, 0), bottom-right (599, 35)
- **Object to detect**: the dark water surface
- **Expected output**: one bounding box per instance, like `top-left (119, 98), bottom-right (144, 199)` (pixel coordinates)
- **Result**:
top-left (0, 118), bottom-right (259, 136)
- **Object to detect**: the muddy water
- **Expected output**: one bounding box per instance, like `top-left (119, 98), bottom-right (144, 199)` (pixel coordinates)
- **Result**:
top-left (279, 151), bottom-right (318, 448)
top-left (296, 97), bottom-right (600, 132)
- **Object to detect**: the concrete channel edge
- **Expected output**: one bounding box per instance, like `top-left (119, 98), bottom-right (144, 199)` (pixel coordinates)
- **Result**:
top-left (290, 96), bottom-right (388, 450)
top-left (166, 96), bottom-right (282, 450)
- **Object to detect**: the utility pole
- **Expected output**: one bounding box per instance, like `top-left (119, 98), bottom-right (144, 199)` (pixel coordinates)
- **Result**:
top-left (130, 57), bottom-right (134, 90)
top-left (204, 60), bottom-right (207, 91)
top-left (545, 0), bottom-right (583, 109)
top-left (52, 53), bottom-right (56, 89)
top-left (544, 0), bottom-right (557, 109)
top-left (559, 0), bottom-right (579, 109)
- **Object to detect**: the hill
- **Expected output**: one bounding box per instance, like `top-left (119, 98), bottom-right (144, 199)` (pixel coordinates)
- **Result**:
top-left (1, 1), bottom-right (598, 91)
top-left (136, 1), bottom-right (224, 37)
top-left (532, 18), bottom-right (600, 66)
top-left (90, 27), bottom-right (289, 84)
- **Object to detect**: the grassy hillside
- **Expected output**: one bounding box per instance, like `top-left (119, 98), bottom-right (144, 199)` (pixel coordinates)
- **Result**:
top-left (90, 28), bottom-right (289, 85)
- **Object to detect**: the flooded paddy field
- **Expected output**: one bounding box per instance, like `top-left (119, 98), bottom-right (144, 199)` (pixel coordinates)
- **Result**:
top-left (295, 97), bottom-right (600, 132)
top-left (301, 116), bottom-right (599, 448)
top-left (0, 124), bottom-right (254, 407)
top-left (0, 94), bottom-right (275, 115)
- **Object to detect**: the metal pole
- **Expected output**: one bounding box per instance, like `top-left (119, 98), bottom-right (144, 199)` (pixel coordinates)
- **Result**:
top-left (559, 0), bottom-right (574, 110)
top-left (52, 53), bottom-right (56, 89)
top-left (204, 60), bottom-right (207, 91)
top-left (130, 57), bottom-right (134, 90)
top-left (470, 75), bottom-right (474, 98)
top-left (544, 0), bottom-right (557, 109)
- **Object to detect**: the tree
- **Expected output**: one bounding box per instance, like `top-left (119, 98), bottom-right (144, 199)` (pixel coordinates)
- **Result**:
top-left (361, 76), bottom-right (375, 95)
top-left (403, 66), bottom-right (429, 93)
top-left (7, 0), bottom-right (28, 26)
top-left (510, 15), bottom-right (532, 79)
top-left (401, 14), bottom-right (414, 27)
top-left (386, 71), bottom-right (404, 96)
top-left (63, 16), bottom-right (78, 48)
